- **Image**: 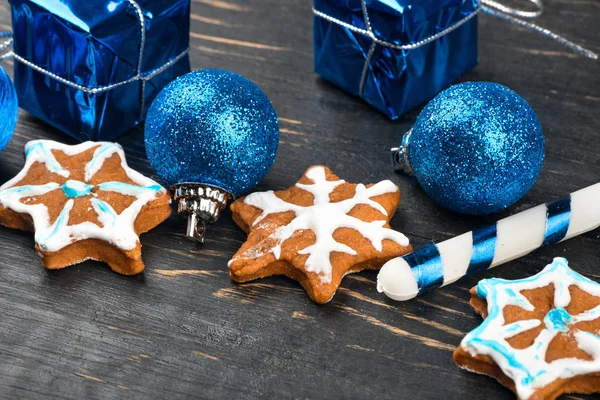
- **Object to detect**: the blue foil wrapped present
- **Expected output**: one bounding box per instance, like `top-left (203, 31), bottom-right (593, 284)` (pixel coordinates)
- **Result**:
top-left (314, 0), bottom-right (479, 120)
top-left (9, 0), bottom-right (191, 141)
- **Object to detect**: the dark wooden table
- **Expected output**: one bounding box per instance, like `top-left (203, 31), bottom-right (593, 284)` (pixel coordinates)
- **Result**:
top-left (0, 1), bottom-right (599, 399)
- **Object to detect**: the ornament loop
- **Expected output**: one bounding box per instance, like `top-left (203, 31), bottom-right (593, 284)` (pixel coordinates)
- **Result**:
top-left (391, 129), bottom-right (414, 175)
top-left (185, 212), bottom-right (206, 242)
top-left (171, 183), bottom-right (233, 243)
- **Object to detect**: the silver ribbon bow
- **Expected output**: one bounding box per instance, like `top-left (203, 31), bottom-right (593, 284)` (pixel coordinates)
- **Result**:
top-left (482, 0), bottom-right (597, 59)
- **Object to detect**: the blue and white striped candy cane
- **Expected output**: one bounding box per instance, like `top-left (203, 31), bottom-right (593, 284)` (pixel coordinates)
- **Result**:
top-left (377, 183), bottom-right (600, 301)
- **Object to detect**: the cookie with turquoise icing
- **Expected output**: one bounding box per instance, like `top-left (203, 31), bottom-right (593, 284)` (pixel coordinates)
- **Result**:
top-left (454, 257), bottom-right (600, 400)
top-left (0, 140), bottom-right (172, 274)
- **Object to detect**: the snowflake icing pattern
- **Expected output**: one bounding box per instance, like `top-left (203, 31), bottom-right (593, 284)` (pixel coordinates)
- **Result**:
top-left (0, 140), bottom-right (166, 253)
top-left (461, 257), bottom-right (600, 399)
top-left (230, 166), bottom-right (409, 283)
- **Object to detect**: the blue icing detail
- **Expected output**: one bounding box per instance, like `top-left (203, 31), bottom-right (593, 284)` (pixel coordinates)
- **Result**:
top-left (525, 370), bottom-right (547, 386)
top-left (85, 143), bottom-right (120, 176)
top-left (24, 144), bottom-right (35, 157)
top-left (3, 184), bottom-right (57, 195)
top-left (25, 141), bottom-right (46, 158)
top-left (544, 308), bottom-right (572, 332)
top-left (504, 288), bottom-right (533, 309)
top-left (25, 142), bottom-right (64, 173)
top-left (462, 258), bottom-right (600, 396)
top-left (467, 337), bottom-right (533, 382)
top-left (147, 184), bottom-right (163, 192)
top-left (464, 259), bottom-right (565, 391)
top-left (92, 198), bottom-right (112, 214)
top-left (61, 180), bottom-right (94, 198)
top-left (98, 182), bottom-right (162, 196)
top-left (44, 201), bottom-right (71, 242)
top-left (476, 280), bottom-right (492, 299)
top-left (90, 198), bottom-right (117, 225)
top-left (90, 143), bottom-right (117, 163)
top-left (505, 323), bottom-right (521, 333)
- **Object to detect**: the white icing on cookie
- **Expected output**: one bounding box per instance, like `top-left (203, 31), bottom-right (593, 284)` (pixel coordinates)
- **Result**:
top-left (0, 140), bottom-right (167, 253)
top-left (229, 166), bottom-right (409, 283)
top-left (461, 257), bottom-right (600, 399)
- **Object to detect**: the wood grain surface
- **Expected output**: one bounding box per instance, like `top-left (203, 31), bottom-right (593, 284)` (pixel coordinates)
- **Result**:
top-left (0, 0), bottom-right (599, 399)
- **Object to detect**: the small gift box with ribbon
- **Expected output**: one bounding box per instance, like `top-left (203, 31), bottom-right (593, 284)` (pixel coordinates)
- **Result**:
top-left (9, 0), bottom-right (191, 141)
top-left (313, 0), bottom-right (479, 120)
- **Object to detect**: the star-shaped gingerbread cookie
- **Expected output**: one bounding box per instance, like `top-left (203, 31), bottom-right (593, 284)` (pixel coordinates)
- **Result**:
top-left (454, 257), bottom-right (600, 400)
top-left (228, 165), bottom-right (412, 304)
top-left (0, 140), bottom-right (172, 274)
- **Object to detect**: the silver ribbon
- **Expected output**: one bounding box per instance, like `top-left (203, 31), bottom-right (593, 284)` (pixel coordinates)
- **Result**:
top-left (313, 0), bottom-right (598, 97)
top-left (482, 0), bottom-right (598, 59)
top-left (0, 32), bottom-right (12, 62)
top-left (483, 0), bottom-right (543, 18)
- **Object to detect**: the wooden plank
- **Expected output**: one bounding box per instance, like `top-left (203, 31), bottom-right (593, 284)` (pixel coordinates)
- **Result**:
top-left (0, 0), bottom-right (598, 399)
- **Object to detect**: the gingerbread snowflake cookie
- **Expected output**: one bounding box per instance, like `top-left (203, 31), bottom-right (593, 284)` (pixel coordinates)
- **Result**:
top-left (454, 257), bottom-right (600, 400)
top-left (228, 165), bottom-right (412, 304)
top-left (0, 140), bottom-right (172, 275)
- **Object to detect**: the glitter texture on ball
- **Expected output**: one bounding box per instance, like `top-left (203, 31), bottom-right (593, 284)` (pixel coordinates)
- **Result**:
top-left (144, 69), bottom-right (279, 198)
top-left (409, 82), bottom-right (545, 215)
top-left (0, 66), bottom-right (17, 152)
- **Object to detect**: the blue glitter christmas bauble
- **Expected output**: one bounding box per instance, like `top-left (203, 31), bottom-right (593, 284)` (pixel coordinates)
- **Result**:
top-left (0, 65), bottom-right (17, 152)
top-left (408, 82), bottom-right (545, 215)
top-left (145, 69), bottom-right (279, 198)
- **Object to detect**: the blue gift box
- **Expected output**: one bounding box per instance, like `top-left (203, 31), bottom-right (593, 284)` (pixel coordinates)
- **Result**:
top-left (10, 0), bottom-right (191, 141)
top-left (314, 0), bottom-right (479, 120)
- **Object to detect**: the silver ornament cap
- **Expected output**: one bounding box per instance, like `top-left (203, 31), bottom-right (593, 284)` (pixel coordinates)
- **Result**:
top-left (171, 183), bottom-right (233, 243)
top-left (390, 129), bottom-right (414, 175)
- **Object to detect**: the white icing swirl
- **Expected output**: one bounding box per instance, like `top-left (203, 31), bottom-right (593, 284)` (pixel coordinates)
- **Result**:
top-left (229, 166), bottom-right (409, 283)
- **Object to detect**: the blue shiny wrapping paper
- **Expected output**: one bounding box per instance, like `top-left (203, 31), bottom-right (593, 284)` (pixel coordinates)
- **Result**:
top-left (314, 0), bottom-right (479, 120)
top-left (10, 0), bottom-right (191, 141)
